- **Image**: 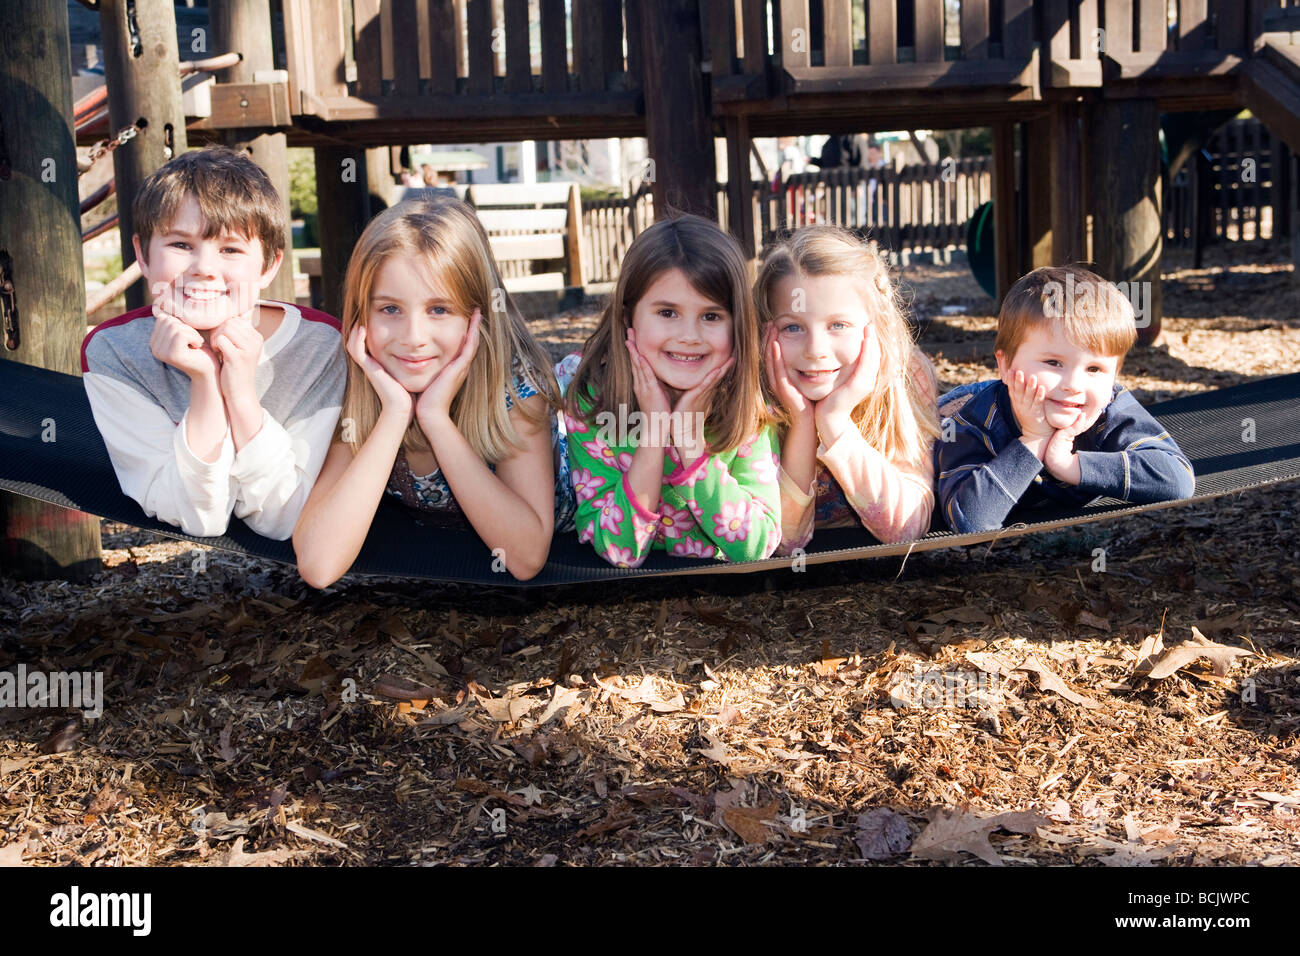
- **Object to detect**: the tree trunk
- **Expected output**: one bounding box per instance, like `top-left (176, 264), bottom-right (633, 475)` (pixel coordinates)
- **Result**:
top-left (0, 0), bottom-right (102, 580)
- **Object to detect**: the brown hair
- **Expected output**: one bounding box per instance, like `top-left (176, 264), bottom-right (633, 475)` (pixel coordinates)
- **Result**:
top-left (338, 197), bottom-right (558, 462)
top-left (564, 214), bottom-right (769, 454)
top-left (754, 225), bottom-right (939, 470)
top-left (133, 145), bottom-right (285, 271)
top-left (996, 265), bottom-right (1137, 367)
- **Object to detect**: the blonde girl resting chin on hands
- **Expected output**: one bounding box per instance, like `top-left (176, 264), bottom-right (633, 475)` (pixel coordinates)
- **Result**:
top-left (293, 199), bottom-right (572, 585)
top-left (756, 225), bottom-right (940, 550)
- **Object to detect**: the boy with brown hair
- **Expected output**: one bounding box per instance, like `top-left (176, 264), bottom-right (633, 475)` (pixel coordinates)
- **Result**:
top-left (934, 265), bottom-right (1195, 534)
top-left (82, 146), bottom-right (344, 540)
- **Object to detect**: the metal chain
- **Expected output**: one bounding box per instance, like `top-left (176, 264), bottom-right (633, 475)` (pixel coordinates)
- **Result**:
top-left (79, 121), bottom-right (144, 177)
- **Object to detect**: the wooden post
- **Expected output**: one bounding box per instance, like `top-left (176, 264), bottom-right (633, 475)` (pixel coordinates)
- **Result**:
top-left (636, 0), bottom-right (716, 219)
top-left (565, 184), bottom-right (586, 288)
top-left (1023, 115), bottom-right (1054, 269)
top-left (992, 122), bottom-right (1018, 302)
top-left (0, 0), bottom-right (102, 580)
top-left (1050, 102), bottom-right (1085, 264)
top-left (724, 115), bottom-right (757, 264)
top-left (1086, 98), bottom-right (1163, 344)
top-left (313, 147), bottom-right (371, 318)
top-left (210, 0), bottom-right (296, 305)
top-left (99, 0), bottom-right (190, 309)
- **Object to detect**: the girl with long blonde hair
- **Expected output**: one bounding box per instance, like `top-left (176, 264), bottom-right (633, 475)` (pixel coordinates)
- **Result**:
top-left (294, 198), bottom-right (572, 584)
top-left (755, 225), bottom-right (939, 549)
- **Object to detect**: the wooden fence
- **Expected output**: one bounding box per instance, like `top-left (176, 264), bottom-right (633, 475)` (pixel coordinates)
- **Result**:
top-left (581, 158), bottom-right (993, 283)
top-left (1166, 118), bottom-right (1293, 248)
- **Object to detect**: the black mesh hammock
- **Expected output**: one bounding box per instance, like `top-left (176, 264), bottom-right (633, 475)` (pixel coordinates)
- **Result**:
top-left (2, 356), bottom-right (1298, 586)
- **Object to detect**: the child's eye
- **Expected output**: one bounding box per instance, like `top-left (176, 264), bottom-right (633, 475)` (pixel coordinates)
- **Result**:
top-left (431, 306), bottom-right (449, 316)
top-left (703, 312), bottom-right (725, 322)
top-left (377, 304), bottom-right (400, 315)
top-left (657, 309), bottom-right (676, 319)
top-left (221, 247), bottom-right (243, 255)
top-left (829, 321), bottom-right (848, 331)
top-left (1044, 359), bottom-right (1062, 367)
top-left (780, 323), bottom-right (801, 334)
top-left (169, 241), bottom-right (191, 250)
top-left (1088, 366), bottom-right (1103, 373)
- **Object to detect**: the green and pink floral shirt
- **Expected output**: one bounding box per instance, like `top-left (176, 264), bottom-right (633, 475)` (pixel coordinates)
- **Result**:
top-left (557, 353), bottom-right (782, 567)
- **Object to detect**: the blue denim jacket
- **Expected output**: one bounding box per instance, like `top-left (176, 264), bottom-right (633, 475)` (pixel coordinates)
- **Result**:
top-left (934, 380), bottom-right (1196, 533)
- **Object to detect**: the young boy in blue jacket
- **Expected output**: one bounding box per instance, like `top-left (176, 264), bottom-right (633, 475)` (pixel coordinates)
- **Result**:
top-left (934, 265), bottom-right (1195, 534)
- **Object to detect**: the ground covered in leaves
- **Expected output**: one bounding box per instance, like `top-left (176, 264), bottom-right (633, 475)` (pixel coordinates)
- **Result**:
top-left (2, 243), bottom-right (1297, 866)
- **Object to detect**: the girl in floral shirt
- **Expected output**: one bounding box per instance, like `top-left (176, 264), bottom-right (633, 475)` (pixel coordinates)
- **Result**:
top-left (558, 215), bottom-right (782, 567)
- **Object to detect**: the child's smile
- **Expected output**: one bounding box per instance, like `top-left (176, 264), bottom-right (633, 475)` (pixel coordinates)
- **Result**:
top-left (365, 258), bottom-right (470, 391)
top-left (771, 273), bottom-right (879, 401)
top-left (629, 268), bottom-right (732, 393)
top-left (997, 324), bottom-right (1120, 433)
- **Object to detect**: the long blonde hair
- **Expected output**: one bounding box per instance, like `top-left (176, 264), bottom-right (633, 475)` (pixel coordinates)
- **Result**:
top-left (565, 214), bottom-right (769, 453)
top-left (755, 226), bottom-right (939, 470)
top-left (338, 198), bottom-right (558, 463)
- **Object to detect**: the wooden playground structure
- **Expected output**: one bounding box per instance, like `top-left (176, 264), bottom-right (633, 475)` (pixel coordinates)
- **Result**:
top-left (8, 0), bottom-right (1300, 578)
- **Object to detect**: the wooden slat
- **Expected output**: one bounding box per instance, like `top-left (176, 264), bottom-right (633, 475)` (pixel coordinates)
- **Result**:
top-left (742, 0), bottom-right (765, 74)
top-left (867, 0), bottom-right (896, 65)
top-left (914, 0), bottom-right (943, 62)
top-left (454, 0), bottom-right (468, 80)
top-left (625, 0), bottom-right (645, 87)
top-left (1179, 0), bottom-right (1208, 51)
top-left (387, 0), bottom-right (421, 94)
top-left (1079, 0), bottom-right (1100, 58)
top-left (1211, 0), bottom-right (1246, 51)
top-left (427, 0), bottom-right (458, 93)
top-left (602, 0), bottom-right (624, 76)
top-left (488, 234), bottom-right (567, 260)
top-left (504, 0), bottom-right (532, 93)
top-left (469, 182), bottom-right (575, 204)
top-left (991, 121), bottom-right (1017, 301)
top-left (708, 0), bottom-right (736, 76)
top-left (1137, 0), bottom-right (1166, 54)
top-left (780, 0), bottom-right (810, 69)
top-left (575, 0), bottom-right (606, 93)
top-left (353, 0), bottom-right (383, 96)
top-left (475, 208), bottom-right (571, 230)
top-left (1041, 0), bottom-right (1069, 65)
top-left (823, 0), bottom-right (852, 67)
top-left (466, 0), bottom-right (494, 94)
top-left (1002, 0), bottom-right (1033, 59)
top-left (1104, 0), bottom-right (1133, 55)
top-left (961, 0), bottom-right (989, 60)
top-left (281, 0), bottom-right (314, 108)
top-left (539, 0), bottom-right (569, 92)
top-left (566, 183), bottom-right (585, 285)
top-left (504, 273), bottom-right (565, 292)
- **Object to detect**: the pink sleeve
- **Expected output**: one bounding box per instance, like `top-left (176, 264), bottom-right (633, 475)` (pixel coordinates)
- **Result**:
top-left (816, 430), bottom-right (934, 544)
top-left (775, 465), bottom-right (815, 556)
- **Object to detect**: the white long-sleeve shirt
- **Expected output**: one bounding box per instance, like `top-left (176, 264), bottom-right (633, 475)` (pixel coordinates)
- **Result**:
top-left (81, 300), bottom-right (345, 540)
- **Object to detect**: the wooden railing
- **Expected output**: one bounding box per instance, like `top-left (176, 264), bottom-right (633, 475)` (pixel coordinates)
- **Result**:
top-left (282, 0), bottom-right (643, 135)
top-left (1166, 118), bottom-right (1292, 248)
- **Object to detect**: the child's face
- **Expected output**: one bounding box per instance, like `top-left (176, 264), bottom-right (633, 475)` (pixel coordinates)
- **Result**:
top-left (134, 195), bottom-right (279, 330)
top-left (364, 257), bottom-right (471, 392)
top-left (771, 272), bottom-right (879, 402)
top-left (996, 324), bottom-right (1120, 433)
top-left (629, 268), bottom-right (733, 393)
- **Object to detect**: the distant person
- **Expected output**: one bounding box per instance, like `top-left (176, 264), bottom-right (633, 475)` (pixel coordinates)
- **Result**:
top-left (81, 146), bottom-right (345, 540)
top-left (421, 163), bottom-right (438, 186)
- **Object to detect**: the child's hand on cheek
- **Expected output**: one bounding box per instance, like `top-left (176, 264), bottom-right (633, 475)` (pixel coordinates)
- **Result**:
top-left (416, 308), bottom-right (481, 427)
top-left (816, 326), bottom-right (878, 447)
top-left (672, 355), bottom-right (733, 460)
top-left (347, 325), bottom-right (412, 419)
top-left (1005, 369), bottom-right (1054, 447)
top-left (1043, 411), bottom-right (1089, 485)
top-left (764, 326), bottom-right (813, 423)
top-left (625, 328), bottom-right (672, 420)
top-left (150, 308), bottom-right (221, 381)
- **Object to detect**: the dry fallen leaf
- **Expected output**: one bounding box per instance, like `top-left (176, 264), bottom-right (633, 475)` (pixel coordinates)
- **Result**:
top-left (225, 837), bottom-right (301, 867)
top-left (911, 808), bottom-right (1048, 866)
top-left (477, 695), bottom-right (536, 723)
top-left (1016, 656), bottom-right (1100, 709)
top-left (1141, 632), bottom-right (1252, 680)
top-left (534, 685), bottom-right (581, 727)
top-left (855, 808), bottom-right (912, 860)
top-left (721, 800), bottom-right (780, 845)
top-left (0, 843), bottom-right (28, 867)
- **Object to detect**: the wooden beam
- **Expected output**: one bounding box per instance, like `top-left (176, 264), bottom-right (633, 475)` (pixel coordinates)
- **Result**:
top-left (210, 0), bottom-right (296, 306)
top-left (313, 147), bottom-right (372, 317)
top-left (637, 0), bottom-right (717, 219)
top-left (99, 0), bottom-right (190, 309)
top-left (1086, 98), bottom-right (1163, 343)
top-left (1023, 115), bottom-right (1054, 268)
top-left (725, 114), bottom-right (756, 261)
top-left (0, 0), bottom-right (102, 579)
top-left (1050, 101), bottom-right (1084, 264)
top-left (991, 122), bottom-right (1018, 302)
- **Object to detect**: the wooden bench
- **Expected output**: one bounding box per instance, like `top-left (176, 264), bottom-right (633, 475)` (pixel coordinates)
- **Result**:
top-left (466, 182), bottom-right (585, 293)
